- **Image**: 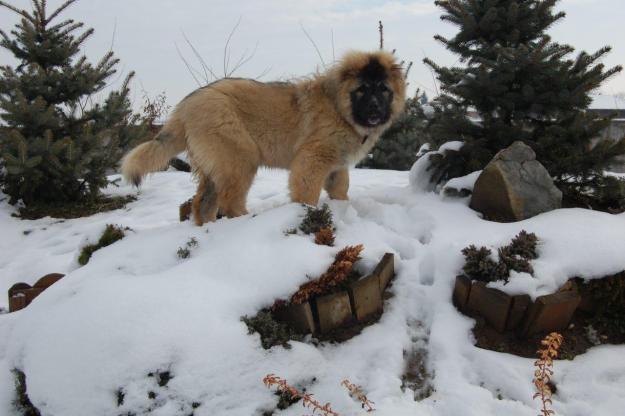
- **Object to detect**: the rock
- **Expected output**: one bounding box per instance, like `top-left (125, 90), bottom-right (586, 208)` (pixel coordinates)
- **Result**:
top-left (470, 141), bottom-right (562, 222)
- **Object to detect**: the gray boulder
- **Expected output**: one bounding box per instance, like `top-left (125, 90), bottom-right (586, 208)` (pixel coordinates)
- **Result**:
top-left (470, 141), bottom-right (562, 222)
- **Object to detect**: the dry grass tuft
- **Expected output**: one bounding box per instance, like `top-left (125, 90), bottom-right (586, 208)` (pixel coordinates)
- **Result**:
top-left (341, 379), bottom-right (375, 412)
top-left (533, 332), bottom-right (563, 416)
top-left (290, 245), bottom-right (363, 305)
top-left (315, 227), bottom-right (336, 246)
top-left (263, 374), bottom-right (338, 416)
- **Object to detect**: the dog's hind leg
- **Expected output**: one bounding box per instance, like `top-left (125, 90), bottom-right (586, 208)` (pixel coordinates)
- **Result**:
top-left (212, 157), bottom-right (258, 218)
top-left (186, 105), bottom-right (260, 220)
top-left (192, 174), bottom-right (219, 225)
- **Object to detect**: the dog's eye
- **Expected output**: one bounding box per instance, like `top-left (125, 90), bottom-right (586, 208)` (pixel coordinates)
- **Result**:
top-left (379, 84), bottom-right (390, 95)
top-left (354, 87), bottom-right (366, 98)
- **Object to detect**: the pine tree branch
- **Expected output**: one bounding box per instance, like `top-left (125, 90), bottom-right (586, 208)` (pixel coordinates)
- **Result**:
top-left (72, 27), bottom-right (95, 49)
top-left (0, 1), bottom-right (35, 22)
top-left (0, 28), bottom-right (10, 45)
top-left (57, 21), bottom-right (84, 39)
top-left (47, 18), bottom-right (77, 34)
top-left (34, 0), bottom-right (47, 26)
top-left (46, 0), bottom-right (78, 24)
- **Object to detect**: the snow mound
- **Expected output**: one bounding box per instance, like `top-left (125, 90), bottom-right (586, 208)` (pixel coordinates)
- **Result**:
top-left (409, 141), bottom-right (463, 192)
top-left (1, 168), bottom-right (625, 416)
top-left (442, 170), bottom-right (482, 196)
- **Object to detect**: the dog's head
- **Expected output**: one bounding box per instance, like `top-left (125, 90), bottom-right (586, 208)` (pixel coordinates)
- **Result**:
top-left (331, 51), bottom-right (406, 134)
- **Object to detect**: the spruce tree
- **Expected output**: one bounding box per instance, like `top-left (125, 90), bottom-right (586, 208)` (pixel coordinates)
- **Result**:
top-left (0, 0), bottom-right (142, 208)
top-left (359, 92), bottom-right (430, 170)
top-left (425, 0), bottom-right (625, 209)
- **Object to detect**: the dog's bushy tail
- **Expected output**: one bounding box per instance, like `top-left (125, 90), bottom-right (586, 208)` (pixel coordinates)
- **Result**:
top-left (121, 120), bottom-right (186, 186)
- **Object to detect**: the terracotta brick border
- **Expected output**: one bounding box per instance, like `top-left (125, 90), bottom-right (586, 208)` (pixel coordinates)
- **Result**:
top-left (275, 253), bottom-right (395, 334)
top-left (453, 276), bottom-right (581, 336)
top-left (8, 273), bottom-right (65, 312)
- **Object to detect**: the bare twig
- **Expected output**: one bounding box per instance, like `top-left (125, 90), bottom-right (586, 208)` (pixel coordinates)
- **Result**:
top-left (300, 23), bottom-right (326, 68)
top-left (422, 49), bottom-right (440, 96)
top-left (223, 16), bottom-right (242, 77)
top-left (175, 42), bottom-right (203, 87)
top-left (331, 28), bottom-right (336, 63)
top-left (255, 66), bottom-right (272, 80)
top-left (227, 41), bottom-right (259, 77)
top-left (378, 20), bottom-right (384, 50)
top-left (108, 18), bottom-right (117, 53)
top-left (182, 31), bottom-right (218, 82)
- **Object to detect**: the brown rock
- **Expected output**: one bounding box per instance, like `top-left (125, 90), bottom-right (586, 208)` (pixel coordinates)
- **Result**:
top-left (316, 291), bottom-right (353, 333)
top-left (470, 141), bottom-right (562, 222)
top-left (466, 281), bottom-right (512, 332)
top-left (522, 291), bottom-right (581, 336)
top-left (349, 273), bottom-right (383, 322)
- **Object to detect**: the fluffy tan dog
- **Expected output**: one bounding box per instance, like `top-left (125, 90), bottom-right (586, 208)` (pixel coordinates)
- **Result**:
top-left (122, 50), bottom-right (406, 225)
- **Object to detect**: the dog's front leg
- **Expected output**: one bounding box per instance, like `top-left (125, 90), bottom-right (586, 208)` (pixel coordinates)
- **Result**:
top-left (289, 147), bottom-right (338, 206)
top-left (324, 168), bottom-right (349, 200)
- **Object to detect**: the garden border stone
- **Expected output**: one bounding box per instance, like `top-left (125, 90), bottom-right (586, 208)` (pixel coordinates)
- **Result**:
top-left (454, 277), bottom-right (582, 337)
top-left (8, 273), bottom-right (65, 312)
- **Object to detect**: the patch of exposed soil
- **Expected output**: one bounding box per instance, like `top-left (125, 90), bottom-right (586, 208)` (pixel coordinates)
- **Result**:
top-left (16, 195), bottom-right (136, 220)
top-left (473, 310), bottom-right (621, 359)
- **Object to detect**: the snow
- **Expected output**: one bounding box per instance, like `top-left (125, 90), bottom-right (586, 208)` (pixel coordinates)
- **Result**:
top-left (441, 170), bottom-right (482, 195)
top-left (422, 104), bottom-right (435, 118)
top-left (409, 141), bottom-right (464, 192)
top-left (1, 168), bottom-right (625, 416)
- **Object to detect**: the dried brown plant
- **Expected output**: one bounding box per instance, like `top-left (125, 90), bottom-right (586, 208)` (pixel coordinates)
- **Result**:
top-left (533, 332), bottom-right (564, 416)
top-left (290, 245), bottom-right (364, 305)
top-left (263, 374), bottom-right (339, 416)
top-left (315, 227), bottom-right (336, 246)
top-left (341, 379), bottom-right (375, 412)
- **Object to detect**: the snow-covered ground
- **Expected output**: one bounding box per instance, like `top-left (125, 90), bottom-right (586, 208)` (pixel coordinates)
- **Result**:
top-left (1, 168), bottom-right (625, 416)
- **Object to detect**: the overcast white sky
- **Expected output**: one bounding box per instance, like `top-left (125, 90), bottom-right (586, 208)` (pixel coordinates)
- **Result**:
top-left (1, 0), bottom-right (624, 112)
